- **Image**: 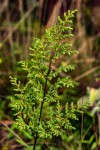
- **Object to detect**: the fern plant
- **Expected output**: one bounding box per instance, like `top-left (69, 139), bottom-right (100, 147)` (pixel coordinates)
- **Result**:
top-left (10, 10), bottom-right (78, 150)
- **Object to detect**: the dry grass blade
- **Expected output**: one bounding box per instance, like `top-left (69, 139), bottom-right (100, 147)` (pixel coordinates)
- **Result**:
top-left (0, 0), bottom-right (8, 14)
top-left (74, 65), bottom-right (100, 81)
top-left (2, 2), bottom-right (39, 47)
top-left (46, 0), bottom-right (62, 28)
top-left (0, 120), bottom-right (29, 147)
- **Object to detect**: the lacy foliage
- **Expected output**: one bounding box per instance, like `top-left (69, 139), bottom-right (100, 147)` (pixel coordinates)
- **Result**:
top-left (10, 10), bottom-right (79, 140)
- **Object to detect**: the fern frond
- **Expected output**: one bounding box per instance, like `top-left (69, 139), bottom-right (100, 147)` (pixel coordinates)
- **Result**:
top-left (10, 10), bottom-right (79, 149)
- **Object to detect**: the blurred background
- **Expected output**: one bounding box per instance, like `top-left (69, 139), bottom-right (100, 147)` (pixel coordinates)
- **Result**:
top-left (0, 0), bottom-right (100, 150)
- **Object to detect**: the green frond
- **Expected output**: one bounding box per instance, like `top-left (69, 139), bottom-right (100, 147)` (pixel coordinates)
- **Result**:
top-left (10, 10), bottom-right (79, 146)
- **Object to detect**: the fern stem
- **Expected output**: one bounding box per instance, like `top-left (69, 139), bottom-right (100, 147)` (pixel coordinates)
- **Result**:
top-left (33, 58), bottom-right (52, 150)
top-left (33, 82), bottom-right (47, 150)
top-left (33, 135), bottom-right (38, 150)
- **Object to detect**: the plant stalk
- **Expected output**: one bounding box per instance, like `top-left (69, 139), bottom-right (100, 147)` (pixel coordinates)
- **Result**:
top-left (33, 58), bottom-right (52, 150)
top-left (97, 113), bottom-right (100, 149)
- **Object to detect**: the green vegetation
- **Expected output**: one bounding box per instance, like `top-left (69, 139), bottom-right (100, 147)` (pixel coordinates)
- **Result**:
top-left (10, 10), bottom-right (79, 150)
top-left (0, 1), bottom-right (100, 150)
